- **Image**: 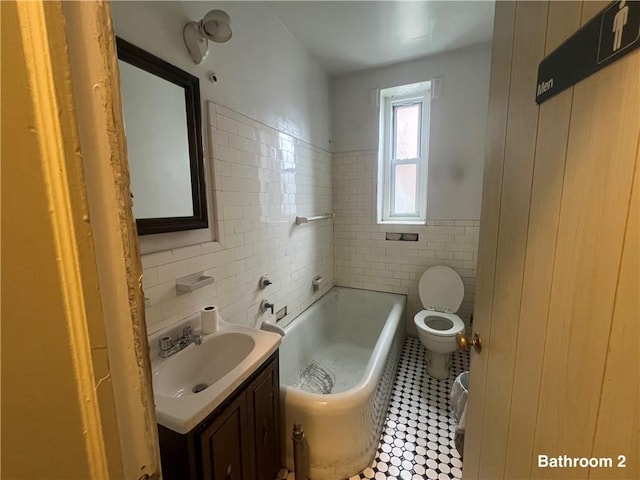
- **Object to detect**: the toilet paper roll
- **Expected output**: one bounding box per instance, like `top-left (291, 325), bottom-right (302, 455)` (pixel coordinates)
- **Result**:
top-left (201, 305), bottom-right (219, 334)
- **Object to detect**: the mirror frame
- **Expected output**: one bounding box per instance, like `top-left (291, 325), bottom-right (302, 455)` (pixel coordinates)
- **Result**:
top-left (116, 37), bottom-right (208, 235)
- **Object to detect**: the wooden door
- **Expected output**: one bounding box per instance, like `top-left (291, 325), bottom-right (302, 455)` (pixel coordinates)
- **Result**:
top-left (464, 1), bottom-right (639, 479)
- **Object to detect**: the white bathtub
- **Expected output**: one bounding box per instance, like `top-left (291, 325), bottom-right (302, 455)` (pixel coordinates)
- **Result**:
top-left (279, 287), bottom-right (406, 479)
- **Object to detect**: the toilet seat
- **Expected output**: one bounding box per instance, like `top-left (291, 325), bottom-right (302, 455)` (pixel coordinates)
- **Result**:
top-left (414, 310), bottom-right (465, 337)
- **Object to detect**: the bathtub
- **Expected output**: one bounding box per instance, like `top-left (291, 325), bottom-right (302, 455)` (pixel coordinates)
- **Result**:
top-left (279, 287), bottom-right (406, 479)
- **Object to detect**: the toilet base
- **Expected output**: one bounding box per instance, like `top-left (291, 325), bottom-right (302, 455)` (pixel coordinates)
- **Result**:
top-left (426, 351), bottom-right (451, 379)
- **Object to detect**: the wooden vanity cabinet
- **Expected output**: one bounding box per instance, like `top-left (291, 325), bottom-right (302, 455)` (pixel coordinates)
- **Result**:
top-left (158, 351), bottom-right (280, 480)
top-left (247, 360), bottom-right (280, 480)
top-left (199, 392), bottom-right (252, 480)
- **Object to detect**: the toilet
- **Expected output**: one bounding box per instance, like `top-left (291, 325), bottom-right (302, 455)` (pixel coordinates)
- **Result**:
top-left (414, 265), bottom-right (466, 379)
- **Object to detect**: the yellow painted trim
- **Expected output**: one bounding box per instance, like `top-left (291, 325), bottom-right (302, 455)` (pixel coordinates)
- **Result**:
top-left (15, 2), bottom-right (109, 477)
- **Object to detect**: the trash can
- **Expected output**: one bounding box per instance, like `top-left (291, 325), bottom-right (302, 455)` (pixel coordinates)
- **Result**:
top-left (450, 371), bottom-right (469, 458)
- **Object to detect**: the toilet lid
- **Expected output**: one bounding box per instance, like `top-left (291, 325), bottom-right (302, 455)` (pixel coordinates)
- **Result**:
top-left (418, 265), bottom-right (464, 312)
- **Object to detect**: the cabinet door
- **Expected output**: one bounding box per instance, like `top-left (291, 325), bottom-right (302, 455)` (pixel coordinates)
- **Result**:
top-left (199, 393), bottom-right (253, 480)
top-left (248, 358), bottom-right (280, 480)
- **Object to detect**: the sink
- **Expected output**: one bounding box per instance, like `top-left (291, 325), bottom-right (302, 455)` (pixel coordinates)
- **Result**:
top-left (154, 332), bottom-right (256, 398)
top-left (149, 321), bottom-right (281, 434)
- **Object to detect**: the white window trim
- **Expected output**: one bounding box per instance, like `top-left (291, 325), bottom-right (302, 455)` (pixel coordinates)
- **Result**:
top-left (377, 81), bottom-right (431, 224)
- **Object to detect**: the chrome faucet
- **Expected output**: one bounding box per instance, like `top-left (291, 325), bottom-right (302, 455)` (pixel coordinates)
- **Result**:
top-left (159, 325), bottom-right (203, 358)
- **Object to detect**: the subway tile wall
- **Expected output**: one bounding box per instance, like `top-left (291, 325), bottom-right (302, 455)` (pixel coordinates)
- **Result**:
top-left (333, 151), bottom-right (479, 334)
top-left (141, 103), bottom-right (334, 334)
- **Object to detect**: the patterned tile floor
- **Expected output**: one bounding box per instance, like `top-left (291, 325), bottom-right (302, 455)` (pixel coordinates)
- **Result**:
top-left (277, 337), bottom-right (470, 480)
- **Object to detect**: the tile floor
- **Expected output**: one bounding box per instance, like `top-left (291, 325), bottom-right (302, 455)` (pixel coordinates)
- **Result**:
top-left (277, 337), bottom-right (470, 480)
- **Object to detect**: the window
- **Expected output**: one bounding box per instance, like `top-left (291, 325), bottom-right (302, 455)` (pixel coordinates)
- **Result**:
top-left (377, 81), bottom-right (431, 224)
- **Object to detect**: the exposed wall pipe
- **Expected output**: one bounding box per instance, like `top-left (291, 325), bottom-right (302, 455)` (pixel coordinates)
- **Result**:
top-left (292, 423), bottom-right (306, 480)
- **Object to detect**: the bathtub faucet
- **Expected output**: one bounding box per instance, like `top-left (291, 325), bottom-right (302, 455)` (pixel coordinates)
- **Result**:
top-left (260, 320), bottom-right (285, 337)
top-left (260, 299), bottom-right (275, 315)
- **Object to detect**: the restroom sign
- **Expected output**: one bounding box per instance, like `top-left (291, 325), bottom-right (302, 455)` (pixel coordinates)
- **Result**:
top-left (536, 0), bottom-right (640, 104)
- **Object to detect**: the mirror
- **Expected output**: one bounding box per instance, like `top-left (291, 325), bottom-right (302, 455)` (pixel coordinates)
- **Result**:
top-left (116, 37), bottom-right (208, 235)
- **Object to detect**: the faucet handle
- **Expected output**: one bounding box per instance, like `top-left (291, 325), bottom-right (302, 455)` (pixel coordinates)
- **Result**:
top-left (182, 326), bottom-right (193, 337)
top-left (259, 275), bottom-right (272, 289)
top-left (260, 299), bottom-right (275, 314)
top-left (160, 336), bottom-right (173, 351)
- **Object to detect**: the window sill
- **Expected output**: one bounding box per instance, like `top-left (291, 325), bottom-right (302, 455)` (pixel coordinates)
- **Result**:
top-left (377, 220), bottom-right (427, 226)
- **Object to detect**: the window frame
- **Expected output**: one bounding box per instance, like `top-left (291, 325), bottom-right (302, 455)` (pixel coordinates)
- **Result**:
top-left (377, 82), bottom-right (431, 224)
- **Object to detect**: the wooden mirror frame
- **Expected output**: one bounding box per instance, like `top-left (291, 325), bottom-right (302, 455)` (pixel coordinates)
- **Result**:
top-left (116, 37), bottom-right (208, 235)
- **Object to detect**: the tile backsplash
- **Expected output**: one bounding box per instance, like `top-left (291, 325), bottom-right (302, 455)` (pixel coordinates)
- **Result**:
top-left (333, 151), bottom-right (479, 333)
top-left (142, 103), bottom-right (334, 334)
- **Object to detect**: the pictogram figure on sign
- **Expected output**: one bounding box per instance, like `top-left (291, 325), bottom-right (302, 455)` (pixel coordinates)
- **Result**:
top-left (613, 0), bottom-right (629, 51)
top-left (537, 0), bottom-right (640, 104)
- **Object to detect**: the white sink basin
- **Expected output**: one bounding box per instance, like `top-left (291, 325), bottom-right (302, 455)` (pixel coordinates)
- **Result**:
top-left (149, 321), bottom-right (281, 434)
top-left (154, 332), bottom-right (256, 398)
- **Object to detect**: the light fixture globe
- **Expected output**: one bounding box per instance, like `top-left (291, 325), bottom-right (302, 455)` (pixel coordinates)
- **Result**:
top-left (199, 10), bottom-right (232, 43)
top-left (183, 9), bottom-right (232, 65)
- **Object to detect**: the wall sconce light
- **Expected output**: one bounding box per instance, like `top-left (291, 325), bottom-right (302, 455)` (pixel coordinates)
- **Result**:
top-left (183, 9), bottom-right (232, 65)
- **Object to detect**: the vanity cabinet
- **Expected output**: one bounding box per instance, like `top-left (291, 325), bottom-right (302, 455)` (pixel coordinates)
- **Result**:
top-left (158, 352), bottom-right (280, 480)
top-left (200, 392), bottom-right (251, 480)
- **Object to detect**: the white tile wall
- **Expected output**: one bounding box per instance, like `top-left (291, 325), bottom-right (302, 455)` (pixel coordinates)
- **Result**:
top-left (333, 151), bottom-right (479, 334)
top-left (142, 103), bottom-right (334, 334)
